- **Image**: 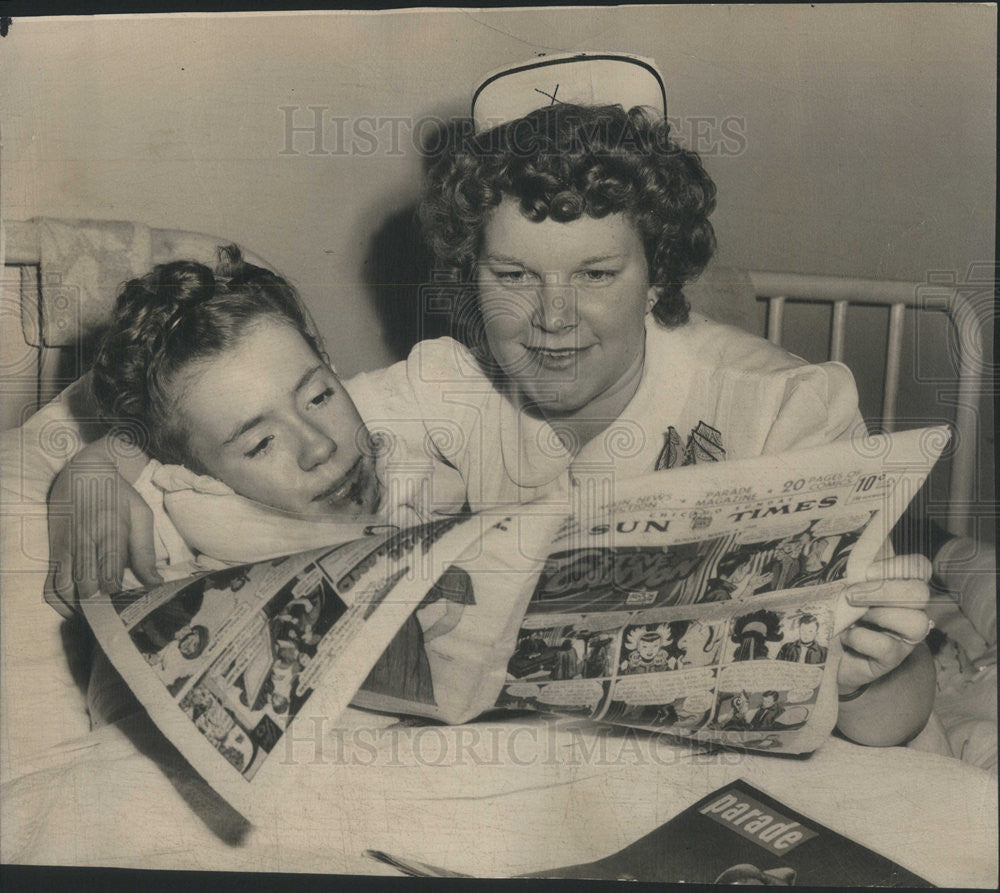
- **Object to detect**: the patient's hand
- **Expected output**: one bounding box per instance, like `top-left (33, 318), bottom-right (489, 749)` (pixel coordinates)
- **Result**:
top-left (44, 437), bottom-right (162, 618)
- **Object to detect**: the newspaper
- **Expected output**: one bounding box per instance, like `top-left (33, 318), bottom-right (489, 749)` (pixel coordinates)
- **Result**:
top-left (490, 426), bottom-right (949, 755)
top-left (82, 514), bottom-right (493, 816)
top-left (82, 426), bottom-right (947, 814)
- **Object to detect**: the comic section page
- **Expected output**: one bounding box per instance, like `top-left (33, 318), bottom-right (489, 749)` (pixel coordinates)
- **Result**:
top-left (82, 426), bottom-right (948, 808)
top-left (348, 505), bottom-right (567, 724)
top-left (83, 514), bottom-right (487, 815)
top-left (495, 427), bottom-right (948, 753)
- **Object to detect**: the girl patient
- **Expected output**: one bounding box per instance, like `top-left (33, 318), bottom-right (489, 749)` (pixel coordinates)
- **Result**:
top-left (87, 244), bottom-right (383, 577)
top-left (83, 246), bottom-right (458, 721)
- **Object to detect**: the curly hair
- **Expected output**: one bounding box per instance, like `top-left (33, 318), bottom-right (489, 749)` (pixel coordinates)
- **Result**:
top-left (90, 245), bottom-right (318, 471)
top-left (419, 103), bottom-right (717, 349)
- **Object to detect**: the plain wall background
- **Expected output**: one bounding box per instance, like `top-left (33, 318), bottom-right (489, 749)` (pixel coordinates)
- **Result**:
top-left (2, 5), bottom-right (995, 534)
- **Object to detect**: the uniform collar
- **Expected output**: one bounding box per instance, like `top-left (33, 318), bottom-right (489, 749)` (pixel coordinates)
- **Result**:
top-left (498, 374), bottom-right (574, 489)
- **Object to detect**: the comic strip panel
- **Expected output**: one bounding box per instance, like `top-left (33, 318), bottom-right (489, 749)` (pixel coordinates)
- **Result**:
top-left (694, 512), bottom-right (876, 601)
top-left (127, 566), bottom-right (257, 696)
top-left (617, 619), bottom-right (726, 674)
top-left (710, 685), bottom-right (813, 736)
top-left (176, 565), bottom-right (347, 780)
top-left (602, 667), bottom-right (717, 733)
top-left (709, 644), bottom-right (826, 737)
top-left (227, 566), bottom-right (346, 721)
top-left (112, 557), bottom-right (308, 632)
top-left (721, 605), bottom-right (833, 664)
top-left (497, 678), bottom-right (611, 719)
top-left (497, 615), bottom-right (627, 716)
top-left (178, 681), bottom-right (262, 777)
top-left (505, 620), bottom-right (623, 683)
top-left (527, 539), bottom-right (727, 615)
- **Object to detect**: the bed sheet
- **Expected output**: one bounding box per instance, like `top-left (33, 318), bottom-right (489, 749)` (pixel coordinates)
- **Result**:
top-left (1, 705), bottom-right (996, 886)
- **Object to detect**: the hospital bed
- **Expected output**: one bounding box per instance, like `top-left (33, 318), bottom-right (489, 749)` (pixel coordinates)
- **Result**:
top-left (1, 218), bottom-right (995, 884)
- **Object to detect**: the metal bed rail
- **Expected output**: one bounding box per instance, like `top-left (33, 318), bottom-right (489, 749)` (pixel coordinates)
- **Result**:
top-left (747, 270), bottom-right (988, 537)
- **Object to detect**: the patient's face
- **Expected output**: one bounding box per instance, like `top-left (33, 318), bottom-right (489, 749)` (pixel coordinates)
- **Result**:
top-left (174, 319), bottom-right (382, 518)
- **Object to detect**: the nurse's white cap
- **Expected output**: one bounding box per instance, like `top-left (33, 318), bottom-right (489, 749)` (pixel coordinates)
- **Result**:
top-left (471, 52), bottom-right (666, 134)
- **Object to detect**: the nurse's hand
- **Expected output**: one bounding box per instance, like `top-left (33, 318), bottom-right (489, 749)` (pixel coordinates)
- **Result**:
top-left (44, 438), bottom-right (161, 618)
top-left (834, 555), bottom-right (937, 746)
top-left (837, 554), bottom-right (933, 694)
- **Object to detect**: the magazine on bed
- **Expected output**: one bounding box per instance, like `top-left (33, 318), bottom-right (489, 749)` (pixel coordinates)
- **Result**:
top-left (82, 426), bottom-right (947, 815)
top-left (368, 778), bottom-right (932, 885)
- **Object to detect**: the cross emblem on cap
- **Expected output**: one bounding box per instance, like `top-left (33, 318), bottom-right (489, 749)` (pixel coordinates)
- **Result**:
top-left (472, 53), bottom-right (666, 133)
top-left (533, 84), bottom-right (561, 106)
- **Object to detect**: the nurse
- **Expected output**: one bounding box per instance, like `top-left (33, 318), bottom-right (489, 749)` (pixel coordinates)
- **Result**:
top-left (402, 53), bottom-right (936, 743)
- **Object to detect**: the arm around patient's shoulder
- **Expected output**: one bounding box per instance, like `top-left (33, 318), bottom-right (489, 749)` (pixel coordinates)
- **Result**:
top-left (67, 431), bottom-right (151, 486)
top-left (346, 337), bottom-right (486, 469)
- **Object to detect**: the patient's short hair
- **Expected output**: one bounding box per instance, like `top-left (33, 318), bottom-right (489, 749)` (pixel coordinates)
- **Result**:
top-left (91, 246), bottom-right (318, 470)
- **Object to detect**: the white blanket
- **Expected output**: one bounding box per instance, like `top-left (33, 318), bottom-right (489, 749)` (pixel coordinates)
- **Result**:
top-left (1, 707), bottom-right (996, 886)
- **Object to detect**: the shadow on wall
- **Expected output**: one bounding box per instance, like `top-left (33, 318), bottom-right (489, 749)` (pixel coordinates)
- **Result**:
top-left (362, 118), bottom-right (476, 361)
top-left (362, 203), bottom-right (445, 360)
